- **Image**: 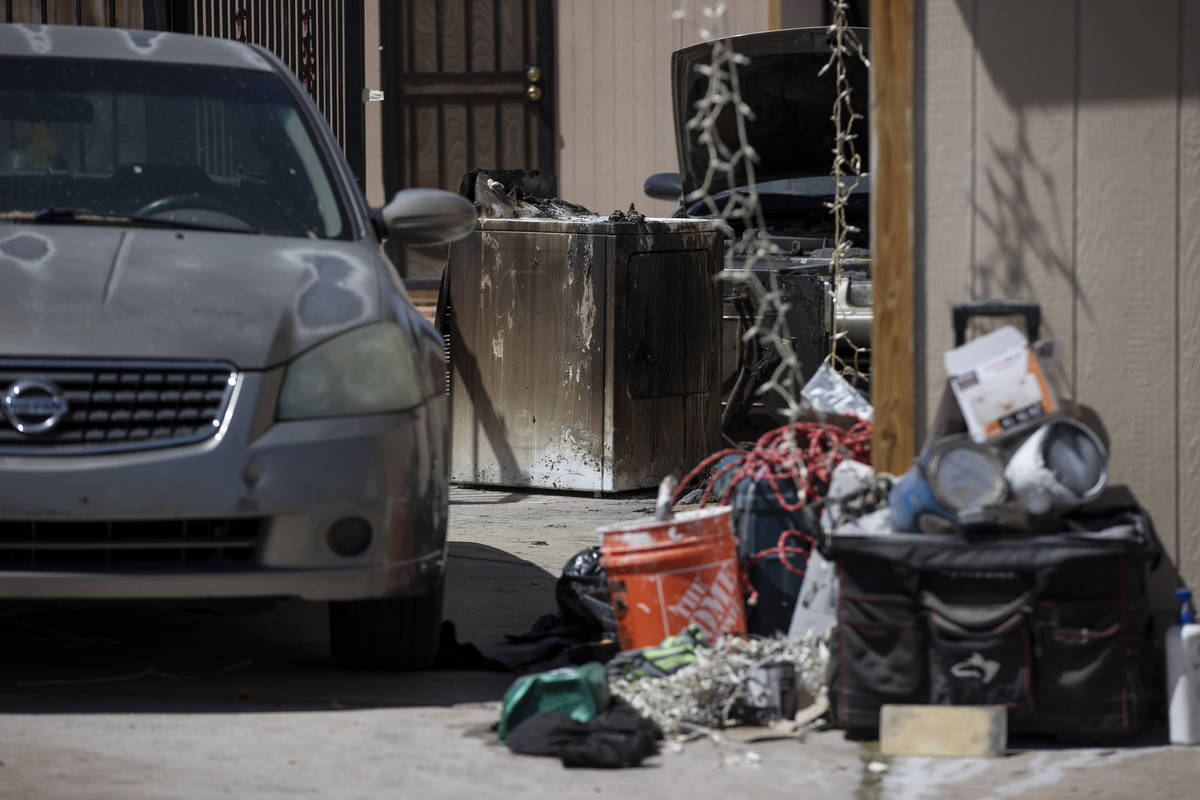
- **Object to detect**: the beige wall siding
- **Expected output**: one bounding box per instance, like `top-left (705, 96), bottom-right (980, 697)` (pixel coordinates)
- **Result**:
top-left (913, 0), bottom-right (974, 436)
top-left (971, 0), bottom-right (1076, 384)
top-left (916, 0), bottom-right (1199, 590)
top-left (556, 0), bottom-right (770, 217)
top-left (1179, 0), bottom-right (1200, 581)
top-left (363, 0), bottom-right (383, 206)
top-left (1075, 0), bottom-right (1180, 578)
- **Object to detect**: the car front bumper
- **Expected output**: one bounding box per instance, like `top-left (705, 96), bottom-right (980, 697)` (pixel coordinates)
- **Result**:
top-left (0, 373), bottom-right (449, 601)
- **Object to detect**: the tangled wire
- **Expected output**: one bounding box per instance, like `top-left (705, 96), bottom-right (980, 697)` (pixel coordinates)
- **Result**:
top-left (673, 419), bottom-right (873, 511)
top-left (671, 419), bottom-right (872, 603)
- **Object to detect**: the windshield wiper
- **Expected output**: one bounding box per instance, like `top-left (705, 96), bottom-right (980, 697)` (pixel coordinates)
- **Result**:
top-left (1, 207), bottom-right (257, 234)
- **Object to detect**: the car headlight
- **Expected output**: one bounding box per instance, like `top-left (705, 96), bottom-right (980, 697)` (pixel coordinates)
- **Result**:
top-left (277, 323), bottom-right (423, 420)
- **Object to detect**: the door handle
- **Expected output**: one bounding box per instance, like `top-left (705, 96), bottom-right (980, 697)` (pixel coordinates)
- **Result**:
top-left (526, 65), bottom-right (542, 101)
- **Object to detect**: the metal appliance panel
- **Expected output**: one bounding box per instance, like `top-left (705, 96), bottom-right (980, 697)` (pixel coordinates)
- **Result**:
top-left (448, 217), bottom-right (720, 491)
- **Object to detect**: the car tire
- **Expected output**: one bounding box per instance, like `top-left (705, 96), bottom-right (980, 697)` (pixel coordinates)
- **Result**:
top-left (328, 581), bottom-right (443, 670)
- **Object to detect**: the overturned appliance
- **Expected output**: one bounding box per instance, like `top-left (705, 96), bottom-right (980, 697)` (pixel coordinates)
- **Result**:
top-left (644, 28), bottom-right (874, 438)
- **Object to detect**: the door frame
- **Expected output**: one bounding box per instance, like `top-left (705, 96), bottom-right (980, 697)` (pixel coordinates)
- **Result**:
top-left (379, 0), bottom-right (557, 282)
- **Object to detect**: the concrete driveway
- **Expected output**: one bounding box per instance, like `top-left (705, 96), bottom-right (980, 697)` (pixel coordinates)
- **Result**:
top-left (0, 487), bottom-right (1192, 799)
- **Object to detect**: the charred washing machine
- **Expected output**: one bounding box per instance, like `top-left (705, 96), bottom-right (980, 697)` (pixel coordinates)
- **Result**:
top-left (443, 212), bottom-right (723, 492)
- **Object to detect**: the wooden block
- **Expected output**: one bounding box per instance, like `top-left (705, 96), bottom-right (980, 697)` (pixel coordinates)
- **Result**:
top-left (879, 705), bottom-right (1007, 758)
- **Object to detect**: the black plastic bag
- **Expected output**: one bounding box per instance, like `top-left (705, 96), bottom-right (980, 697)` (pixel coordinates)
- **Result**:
top-left (555, 546), bottom-right (615, 635)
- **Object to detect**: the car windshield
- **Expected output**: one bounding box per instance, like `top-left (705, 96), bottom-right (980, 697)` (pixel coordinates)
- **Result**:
top-left (0, 56), bottom-right (348, 238)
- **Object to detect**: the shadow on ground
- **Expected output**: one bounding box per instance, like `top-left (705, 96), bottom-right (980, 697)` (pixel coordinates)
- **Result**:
top-left (0, 543), bottom-right (555, 715)
top-left (444, 541), bottom-right (560, 648)
top-left (449, 490), bottom-right (534, 505)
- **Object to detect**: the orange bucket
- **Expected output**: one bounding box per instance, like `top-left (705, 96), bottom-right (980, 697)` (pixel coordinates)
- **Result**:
top-left (599, 506), bottom-right (746, 651)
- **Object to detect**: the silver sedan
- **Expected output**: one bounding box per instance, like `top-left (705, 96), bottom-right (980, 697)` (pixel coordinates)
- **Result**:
top-left (0, 24), bottom-right (476, 669)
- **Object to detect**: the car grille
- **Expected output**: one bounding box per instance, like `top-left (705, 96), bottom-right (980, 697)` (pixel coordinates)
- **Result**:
top-left (0, 359), bottom-right (237, 454)
top-left (0, 518), bottom-right (263, 572)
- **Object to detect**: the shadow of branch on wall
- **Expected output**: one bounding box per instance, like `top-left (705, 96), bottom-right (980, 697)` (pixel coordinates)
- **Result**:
top-left (970, 112), bottom-right (1090, 343)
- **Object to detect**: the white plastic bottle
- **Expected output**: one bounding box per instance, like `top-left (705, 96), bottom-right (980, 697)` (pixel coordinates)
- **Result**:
top-left (1166, 588), bottom-right (1200, 744)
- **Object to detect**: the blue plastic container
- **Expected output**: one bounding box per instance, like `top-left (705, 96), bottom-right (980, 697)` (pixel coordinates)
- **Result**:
top-left (731, 476), bottom-right (814, 635)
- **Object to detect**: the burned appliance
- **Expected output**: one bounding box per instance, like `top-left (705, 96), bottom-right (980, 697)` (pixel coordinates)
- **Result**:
top-left (647, 28), bottom-right (873, 438)
top-left (443, 213), bottom-right (723, 492)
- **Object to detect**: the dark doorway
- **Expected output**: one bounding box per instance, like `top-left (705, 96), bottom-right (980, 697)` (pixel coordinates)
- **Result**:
top-left (381, 0), bottom-right (556, 281)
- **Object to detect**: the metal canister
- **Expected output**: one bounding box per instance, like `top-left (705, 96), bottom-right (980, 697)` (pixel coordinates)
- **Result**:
top-left (741, 662), bottom-right (798, 725)
top-left (1004, 417), bottom-right (1107, 511)
top-left (889, 436), bottom-right (1008, 532)
top-left (924, 435), bottom-right (1010, 512)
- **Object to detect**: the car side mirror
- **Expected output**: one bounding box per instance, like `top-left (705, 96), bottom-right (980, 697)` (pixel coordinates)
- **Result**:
top-left (378, 188), bottom-right (477, 245)
top-left (643, 172), bottom-right (682, 201)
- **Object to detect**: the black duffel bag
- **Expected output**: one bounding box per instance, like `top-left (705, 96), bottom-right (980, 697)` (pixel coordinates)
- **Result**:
top-left (825, 523), bottom-right (1157, 738)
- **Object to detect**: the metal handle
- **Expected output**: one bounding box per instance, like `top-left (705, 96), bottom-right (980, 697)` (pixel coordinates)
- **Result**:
top-left (921, 590), bottom-right (1033, 631)
top-left (952, 300), bottom-right (1041, 347)
top-left (920, 569), bottom-right (1047, 631)
top-left (525, 65), bottom-right (542, 102)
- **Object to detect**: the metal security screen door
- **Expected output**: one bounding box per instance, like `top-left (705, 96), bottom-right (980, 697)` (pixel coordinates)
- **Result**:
top-left (1, 1), bottom-right (366, 187)
top-left (184, 1), bottom-right (366, 187)
top-left (381, 0), bottom-right (556, 279)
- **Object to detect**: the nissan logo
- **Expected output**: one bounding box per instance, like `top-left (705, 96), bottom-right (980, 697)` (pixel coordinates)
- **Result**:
top-left (3, 379), bottom-right (69, 434)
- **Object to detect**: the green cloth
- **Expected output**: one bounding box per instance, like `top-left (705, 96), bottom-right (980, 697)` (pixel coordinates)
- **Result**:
top-left (497, 662), bottom-right (610, 743)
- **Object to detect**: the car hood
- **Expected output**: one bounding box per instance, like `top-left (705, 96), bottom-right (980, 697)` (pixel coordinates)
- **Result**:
top-left (0, 225), bottom-right (384, 369)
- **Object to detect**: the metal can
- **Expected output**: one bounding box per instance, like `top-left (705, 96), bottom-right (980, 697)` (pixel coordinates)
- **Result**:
top-left (889, 436), bottom-right (1008, 532)
top-left (1004, 417), bottom-right (1107, 510)
top-left (924, 435), bottom-right (1010, 512)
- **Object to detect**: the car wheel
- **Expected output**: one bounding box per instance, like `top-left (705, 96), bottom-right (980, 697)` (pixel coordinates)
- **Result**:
top-left (328, 582), bottom-right (443, 670)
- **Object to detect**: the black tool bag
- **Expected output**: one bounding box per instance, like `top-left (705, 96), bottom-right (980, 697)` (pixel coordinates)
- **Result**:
top-left (826, 525), bottom-right (1155, 738)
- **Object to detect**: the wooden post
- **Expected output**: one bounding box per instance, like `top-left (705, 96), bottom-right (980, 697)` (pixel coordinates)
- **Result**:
top-left (869, 0), bottom-right (915, 473)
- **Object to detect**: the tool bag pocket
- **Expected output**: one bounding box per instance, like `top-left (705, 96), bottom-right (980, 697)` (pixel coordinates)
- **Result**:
top-left (831, 590), bottom-right (928, 730)
top-left (1033, 603), bottom-right (1128, 732)
top-left (924, 591), bottom-right (1034, 710)
top-left (839, 592), bottom-right (927, 698)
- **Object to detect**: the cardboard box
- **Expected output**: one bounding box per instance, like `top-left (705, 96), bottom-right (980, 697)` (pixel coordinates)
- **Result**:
top-left (942, 325), bottom-right (1057, 442)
